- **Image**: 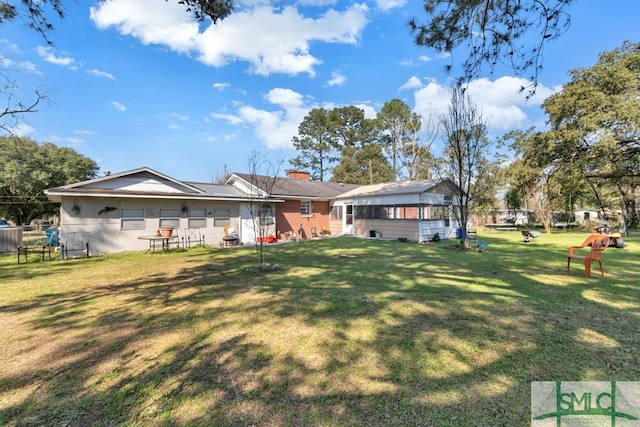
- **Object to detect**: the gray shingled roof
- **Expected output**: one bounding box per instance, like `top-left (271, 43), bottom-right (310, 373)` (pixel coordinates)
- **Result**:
top-left (186, 182), bottom-right (248, 198)
top-left (334, 179), bottom-right (449, 199)
top-left (46, 167), bottom-right (249, 201)
top-left (232, 173), bottom-right (359, 200)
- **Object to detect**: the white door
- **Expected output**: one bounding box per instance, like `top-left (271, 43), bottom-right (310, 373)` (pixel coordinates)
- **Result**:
top-left (343, 204), bottom-right (354, 235)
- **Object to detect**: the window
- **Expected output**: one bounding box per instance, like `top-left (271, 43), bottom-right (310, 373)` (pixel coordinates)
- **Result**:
top-left (159, 208), bottom-right (180, 228)
top-left (351, 204), bottom-right (449, 221)
top-left (188, 209), bottom-right (207, 228)
top-left (213, 209), bottom-right (230, 227)
top-left (354, 205), bottom-right (372, 219)
top-left (300, 200), bottom-right (312, 216)
top-left (346, 205), bottom-right (353, 225)
top-left (121, 209), bottom-right (145, 230)
top-left (330, 205), bottom-right (342, 220)
top-left (258, 204), bottom-right (274, 226)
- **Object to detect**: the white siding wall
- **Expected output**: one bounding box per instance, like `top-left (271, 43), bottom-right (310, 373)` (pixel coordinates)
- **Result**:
top-left (59, 197), bottom-right (241, 254)
top-left (239, 202), bottom-right (277, 244)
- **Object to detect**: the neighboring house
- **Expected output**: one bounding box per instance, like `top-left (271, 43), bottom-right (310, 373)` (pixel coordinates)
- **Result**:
top-left (226, 171), bottom-right (359, 240)
top-left (574, 209), bottom-right (600, 224)
top-left (332, 179), bottom-right (460, 242)
top-left (45, 168), bottom-right (460, 254)
top-left (44, 167), bottom-right (269, 254)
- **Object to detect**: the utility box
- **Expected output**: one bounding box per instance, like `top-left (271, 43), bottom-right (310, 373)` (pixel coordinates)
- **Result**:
top-left (0, 227), bottom-right (23, 253)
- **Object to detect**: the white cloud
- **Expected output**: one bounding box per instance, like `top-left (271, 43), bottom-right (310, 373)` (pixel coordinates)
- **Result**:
top-left (0, 38), bottom-right (21, 54)
top-left (354, 103), bottom-right (377, 119)
top-left (298, 0), bottom-right (337, 5)
top-left (20, 61), bottom-right (41, 74)
top-left (399, 76), bottom-right (422, 91)
top-left (235, 88), bottom-right (309, 149)
top-left (196, 5), bottom-right (368, 76)
top-left (7, 122), bottom-right (35, 137)
top-left (375, 0), bottom-right (406, 11)
top-left (36, 46), bottom-right (75, 67)
top-left (170, 112), bottom-right (190, 121)
top-left (1, 57), bottom-right (42, 75)
top-left (87, 69), bottom-right (115, 79)
top-left (210, 88), bottom-right (308, 149)
top-left (265, 87), bottom-right (305, 108)
top-left (75, 130), bottom-right (98, 135)
top-left (413, 76), bottom-right (557, 131)
top-left (326, 71), bottom-right (346, 87)
top-left (210, 112), bottom-right (245, 125)
top-left (47, 135), bottom-right (85, 146)
top-left (210, 88), bottom-right (379, 150)
top-left (90, 1), bottom-right (368, 76)
top-left (111, 101), bottom-right (126, 111)
top-left (90, 0), bottom-right (199, 53)
top-left (213, 82), bottom-right (231, 91)
top-left (399, 55), bottom-right (432, 67)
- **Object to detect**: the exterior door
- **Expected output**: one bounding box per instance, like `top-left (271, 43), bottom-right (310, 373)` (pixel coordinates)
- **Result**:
top-left (343, 204), bottom-right (354, 235)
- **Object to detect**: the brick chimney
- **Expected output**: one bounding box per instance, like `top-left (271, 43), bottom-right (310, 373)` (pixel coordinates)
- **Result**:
top-left (289, 171), bottom-right (310, 180)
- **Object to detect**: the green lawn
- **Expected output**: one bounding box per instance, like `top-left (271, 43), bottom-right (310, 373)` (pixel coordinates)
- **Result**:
top-left (1, 231), bottom-right (638, 426)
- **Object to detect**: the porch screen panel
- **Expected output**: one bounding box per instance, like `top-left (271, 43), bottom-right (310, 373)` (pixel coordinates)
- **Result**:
top-left (354, 206), bottom-right (372, 219)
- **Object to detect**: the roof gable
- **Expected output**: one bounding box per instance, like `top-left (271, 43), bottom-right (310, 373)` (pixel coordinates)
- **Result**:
top-left (59, 167), bottom-right (204, 195)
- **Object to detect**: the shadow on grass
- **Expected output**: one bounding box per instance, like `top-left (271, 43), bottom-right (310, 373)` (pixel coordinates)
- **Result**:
top-left (1, 235), bottom-right (639, 426)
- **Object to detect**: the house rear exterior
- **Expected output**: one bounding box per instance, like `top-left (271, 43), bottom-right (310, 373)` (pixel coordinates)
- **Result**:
top-left (226, 171), bottom-right (359, 240)
top-left (45, 167), bottom-right (460, 254)
top-left (45, 168), bottom-right (258, 254)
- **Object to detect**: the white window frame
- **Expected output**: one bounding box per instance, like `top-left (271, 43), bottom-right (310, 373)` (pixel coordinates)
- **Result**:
top-left (300, 200), bottom-right (312, 216)
top-left (258, 204), bottom-right (274, 226)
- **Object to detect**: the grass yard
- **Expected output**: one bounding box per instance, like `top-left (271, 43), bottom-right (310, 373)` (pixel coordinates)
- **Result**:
top-left (1, 231), bottom-right (639, 426)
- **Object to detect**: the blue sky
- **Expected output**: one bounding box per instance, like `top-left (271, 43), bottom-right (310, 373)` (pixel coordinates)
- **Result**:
top-left (2, 0), bottom-right (639, 182)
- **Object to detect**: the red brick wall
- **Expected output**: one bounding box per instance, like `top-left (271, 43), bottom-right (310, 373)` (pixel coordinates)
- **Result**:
top-left (275, 200), bottom-right (330, 239)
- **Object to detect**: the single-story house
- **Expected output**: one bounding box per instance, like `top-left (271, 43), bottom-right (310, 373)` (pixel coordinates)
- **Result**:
top-left (574, 209), bottom-right (600, 224)
top-left (226, 171), bottom-right (359, 240)
top-left (45, 167), bottom-right (460, 254)
top-left (44, 167), bottom-right (281, 255)
top-left (332, 179), bottom-right (460, 242)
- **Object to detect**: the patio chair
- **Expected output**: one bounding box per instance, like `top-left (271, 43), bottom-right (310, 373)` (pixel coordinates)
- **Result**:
top-left (223, 225), bottom-right (239, 247)
top-left (467, 229), bottom-right (478, 244)
top-left (567, 235), bottom-right (610, 277)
